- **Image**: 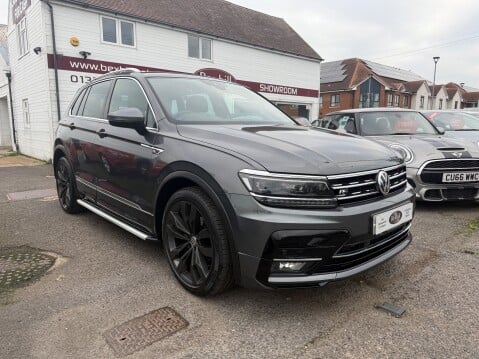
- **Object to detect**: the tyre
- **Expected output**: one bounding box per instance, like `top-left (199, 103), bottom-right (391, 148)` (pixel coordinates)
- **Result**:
top-left (162, 187), bottom-right (233, 296)
top-left (55, 157), bottom-right (83, 214)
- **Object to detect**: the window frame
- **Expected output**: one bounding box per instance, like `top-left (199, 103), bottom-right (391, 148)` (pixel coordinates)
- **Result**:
top-left (403, 95), bottom-right (409, 107)
top-left (394, 94), bottom-right (400, 107)
top-left (107, 77), bottom-right (159, 130)
top-left (78, 80), bottom-right (114, 120)
top-left (22, 98), bottom-right (30, 128)
top-left (439, 99), bottom-right (443, 110)
top-left (18, 17), bottom-right (29, 58)
top-left (100, 16), bottom-right (136, 48)
top-left (387, 94), bottom-right (393, 107)
top-left (330, 94), bottom-right (340, 107)
top-left (187, 34), bottom-right (213, 61)
top-left (420, 96), bottom-right (425, 109)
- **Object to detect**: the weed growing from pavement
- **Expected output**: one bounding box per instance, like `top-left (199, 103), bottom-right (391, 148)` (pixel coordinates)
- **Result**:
top-left (466, 218), bottom-right (479, 235)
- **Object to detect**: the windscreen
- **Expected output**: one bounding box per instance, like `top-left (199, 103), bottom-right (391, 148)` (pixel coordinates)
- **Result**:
top-left (147, 77), bottom-right (295, 125)
top-left (359, 111), bottom-right (438, 136)
top-left (424, 112), bottom-right (479, 131)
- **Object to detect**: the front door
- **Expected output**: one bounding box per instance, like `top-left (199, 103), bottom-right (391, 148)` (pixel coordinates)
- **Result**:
top-left (95, 78), bottom-right (164, 233)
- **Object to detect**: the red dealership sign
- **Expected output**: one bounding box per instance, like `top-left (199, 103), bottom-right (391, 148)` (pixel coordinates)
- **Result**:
top-left (47, 54), bottom-right (319, 98)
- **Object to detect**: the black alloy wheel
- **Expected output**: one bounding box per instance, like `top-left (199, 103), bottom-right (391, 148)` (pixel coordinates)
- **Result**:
top-left (55, 157), bottom-right (82, 214)
top-left (162, 187), bottom-right (233, 296)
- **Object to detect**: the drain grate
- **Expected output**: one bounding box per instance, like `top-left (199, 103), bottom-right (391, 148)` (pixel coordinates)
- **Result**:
top-left (0, 246), bottom-right (56, 291)
top-left (103, 307), bottom-right (188, 357)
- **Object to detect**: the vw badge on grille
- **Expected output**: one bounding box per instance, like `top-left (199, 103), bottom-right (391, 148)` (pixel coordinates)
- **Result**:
top-left (377, 170), bottom-right (391, 195)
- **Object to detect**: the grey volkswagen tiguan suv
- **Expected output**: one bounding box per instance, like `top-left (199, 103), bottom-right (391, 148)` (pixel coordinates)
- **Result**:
top-left (54, 69), bottom-right (415, 295)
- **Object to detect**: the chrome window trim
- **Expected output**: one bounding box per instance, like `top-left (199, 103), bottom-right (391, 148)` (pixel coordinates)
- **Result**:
top-left (68, 76), bottom-right (160, 130)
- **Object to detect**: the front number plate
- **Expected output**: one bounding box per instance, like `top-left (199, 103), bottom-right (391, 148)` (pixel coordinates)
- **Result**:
top-left (373, 202), bottom-right (414, 236)
top-left (442, 172), bottom-right (479, 183)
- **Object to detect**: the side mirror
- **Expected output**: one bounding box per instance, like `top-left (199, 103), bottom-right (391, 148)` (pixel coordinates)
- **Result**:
top-left (436, 126), bottom-right (445, 135)
top-left (108, 108), bottom-right (145, 132)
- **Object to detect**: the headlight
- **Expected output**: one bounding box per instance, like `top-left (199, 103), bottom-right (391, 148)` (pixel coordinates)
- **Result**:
top-left (239, 170), bottom-right (337, 208)
top-left (389, 144), bottom-right (414, 164)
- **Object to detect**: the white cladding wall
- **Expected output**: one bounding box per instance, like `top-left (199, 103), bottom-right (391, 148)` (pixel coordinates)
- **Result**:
top-left (411, 83), bottom-right (430, 111)
top-left (447, 91), bottom-right (462, 109)
top-left (49, 3), bottom-right (320, 118)
top-left (7, 0), bottom-right (53, 158)
top-left (8, 1), bottom-right (320, 159)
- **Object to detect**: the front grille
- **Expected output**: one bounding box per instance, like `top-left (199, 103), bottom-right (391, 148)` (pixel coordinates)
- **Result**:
top-left (420, 159), bottom-right (479, 184)
top-left (328, 164), bottom-right (407, 205)
top-left (335, 223), bottom-right (410, 256)
top-left (314, 226), bottom-right (410, 274)
top-left (423, 160), bottom-right (479, 170)
top-left (442, 188), bottom-right (478, 200)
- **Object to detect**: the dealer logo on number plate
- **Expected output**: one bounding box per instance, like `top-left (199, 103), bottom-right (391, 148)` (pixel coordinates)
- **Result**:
top-left (389, 210), bottom-right (403, 225)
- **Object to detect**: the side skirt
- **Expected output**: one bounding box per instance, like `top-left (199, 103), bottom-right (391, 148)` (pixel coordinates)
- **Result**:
top-left (77, 199), bottom-right (157, 241)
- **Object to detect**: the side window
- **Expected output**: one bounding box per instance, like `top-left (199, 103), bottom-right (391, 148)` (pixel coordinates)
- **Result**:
top-left (109, 79), bottom-right (156, 129)
top-left (81, 81), bottom-right (112, 119)
top-left (71, 88), bottom-right (87, 116)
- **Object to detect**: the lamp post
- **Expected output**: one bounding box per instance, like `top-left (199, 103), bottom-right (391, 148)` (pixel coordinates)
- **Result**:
top-left (431, 56), bottom-right (440, 109)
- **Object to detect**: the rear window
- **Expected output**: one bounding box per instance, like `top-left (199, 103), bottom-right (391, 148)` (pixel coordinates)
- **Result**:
top-left (81, 81), bottom-right (112, 119)
top-left (358, 111), bottom-right (437, 136)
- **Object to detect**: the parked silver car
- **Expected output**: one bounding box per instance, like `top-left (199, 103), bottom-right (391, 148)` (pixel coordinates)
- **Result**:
top-left (422, 110), bottom-right (479, 145)
top-left (321, 108), bottom-right (479, 202)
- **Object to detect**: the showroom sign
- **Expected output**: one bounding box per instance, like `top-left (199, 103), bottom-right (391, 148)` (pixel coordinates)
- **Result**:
top-left (47, 54), bottom-right (318, 98)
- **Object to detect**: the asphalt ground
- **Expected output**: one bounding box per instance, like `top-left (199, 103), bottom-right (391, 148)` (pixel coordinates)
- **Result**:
top-left (0, 163), bottom-right (478, 358)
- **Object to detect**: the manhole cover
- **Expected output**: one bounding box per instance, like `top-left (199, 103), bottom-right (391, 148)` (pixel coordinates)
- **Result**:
top-left (103, 307), bottom-right (189, 357)
top-left (0, 246), bottom-right (56, 291)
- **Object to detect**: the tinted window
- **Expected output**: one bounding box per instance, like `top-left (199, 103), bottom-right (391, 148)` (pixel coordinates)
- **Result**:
top-left (147, 77), bottom-right (294, 125)
top-left (321, 114), bottom-right (356, 133)
top-left (71, 88), bottom-right (87, 116)
top-left (109, 79), bottom-right (155, 128)
top-left (82, 81), bottom-right (112, 119)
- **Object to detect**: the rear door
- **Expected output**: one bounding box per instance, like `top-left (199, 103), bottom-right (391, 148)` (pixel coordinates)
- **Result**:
top-left (67, 80), bottom-right (113, 201)
top-left (95, 77), bottom-right (164, 232)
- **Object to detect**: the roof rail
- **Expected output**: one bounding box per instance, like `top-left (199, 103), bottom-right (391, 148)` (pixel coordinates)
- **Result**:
top-left (105, 68), bottom-right (141, 76)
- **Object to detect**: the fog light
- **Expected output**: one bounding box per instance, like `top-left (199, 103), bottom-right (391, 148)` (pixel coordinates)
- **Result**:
top-left (276, 261), bottom-right (306, 272)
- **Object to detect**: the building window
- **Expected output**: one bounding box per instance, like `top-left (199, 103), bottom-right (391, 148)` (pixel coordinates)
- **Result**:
top-left (22, 99), bottom-right (30, 127)
top-left (319, 96), bottom-right (323, 109)
top-left (330, 94), bottom-right (340, 107)
top-left (188, 35), bottom-right (212, 60)
top-left (394, 95), bottom-right (399, 107)
top-left (403, 96), bottom-right (409, 107)
top-left (439, 99), bottom-right (443, 109)
top-left (454, 101), bottom-right (458, 109)
top-left (420, 96), bottom-right (425, 109)
top-left (387, 94), bottom-right (393, 107)
top-left (18, 18), bottom-right (28, 56)
top-left (101, 16), bottom-right (135, 47)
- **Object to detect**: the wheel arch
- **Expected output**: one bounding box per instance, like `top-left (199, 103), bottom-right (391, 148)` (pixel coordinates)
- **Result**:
top-left (153, 161), bottom-right (241, 284)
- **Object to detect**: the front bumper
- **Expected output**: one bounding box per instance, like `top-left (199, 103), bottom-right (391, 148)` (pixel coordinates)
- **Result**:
top-left (407, 166), bottom-right (479, 201)
top-left (229, 187), bottom-right (415, 289)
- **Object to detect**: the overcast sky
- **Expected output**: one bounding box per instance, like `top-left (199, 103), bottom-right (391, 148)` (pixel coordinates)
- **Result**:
top-left (1, 0), bottom-right (478, 88)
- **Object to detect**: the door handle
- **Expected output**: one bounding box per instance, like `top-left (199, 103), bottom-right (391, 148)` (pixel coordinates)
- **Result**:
top-left (68, 122), bottom-right (75, 130)
top-left (97, 128), bottom-right (107, 138)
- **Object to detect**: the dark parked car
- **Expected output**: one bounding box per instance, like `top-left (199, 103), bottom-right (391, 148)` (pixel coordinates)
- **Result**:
top-left (321, 108), bottom-right (479, 202)
top-left (54, 70), bottom-right (414, 295)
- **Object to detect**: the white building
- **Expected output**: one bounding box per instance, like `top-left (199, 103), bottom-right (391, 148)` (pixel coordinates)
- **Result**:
top-left (5, 0), bottom-right (323, 160)
top-left (0, 24), bottom-right (12, 147)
